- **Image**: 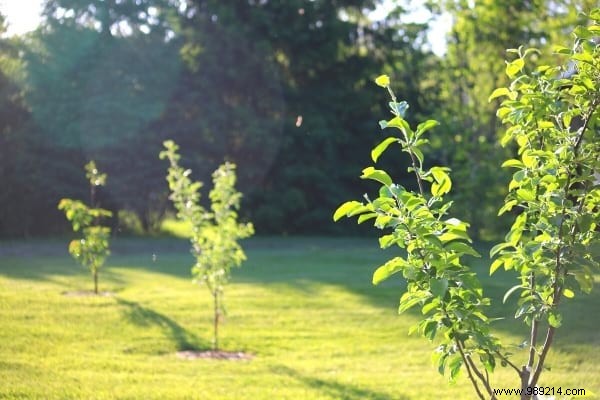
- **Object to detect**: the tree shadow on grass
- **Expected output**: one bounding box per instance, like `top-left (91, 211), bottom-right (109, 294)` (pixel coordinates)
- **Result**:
top-left (271, 365), bottom-right (409, 400)
top-left (116, 298), bottom-right (206, 351)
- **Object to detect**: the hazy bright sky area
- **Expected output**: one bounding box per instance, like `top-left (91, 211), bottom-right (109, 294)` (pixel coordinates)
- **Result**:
top-left (0, 0), bottom-right (43, 36)
top-left (0, 0), bottom-right (450, 55)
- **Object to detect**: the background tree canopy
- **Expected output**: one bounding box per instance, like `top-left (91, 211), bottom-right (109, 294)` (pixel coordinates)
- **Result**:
top-left (0, 0), bottom-right (595, 238)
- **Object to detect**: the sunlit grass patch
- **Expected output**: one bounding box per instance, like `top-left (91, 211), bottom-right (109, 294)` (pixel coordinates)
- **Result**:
top-left (0, 237), bottom-right (598, 399)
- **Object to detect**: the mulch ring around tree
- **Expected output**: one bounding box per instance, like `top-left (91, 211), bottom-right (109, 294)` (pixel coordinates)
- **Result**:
top-left (176, 350), bottom-right (254, 361)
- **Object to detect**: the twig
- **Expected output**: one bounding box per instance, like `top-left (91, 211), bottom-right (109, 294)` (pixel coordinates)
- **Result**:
top-left (494, 350), bottom-right (521, 375)
top-left (455, 339), bottom-right (486, 400)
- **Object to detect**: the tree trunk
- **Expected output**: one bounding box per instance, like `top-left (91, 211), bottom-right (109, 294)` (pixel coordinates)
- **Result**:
top-left (94, 270), bottom-right (98, 294)
top-left (213, 291), bottom-right (219, 351)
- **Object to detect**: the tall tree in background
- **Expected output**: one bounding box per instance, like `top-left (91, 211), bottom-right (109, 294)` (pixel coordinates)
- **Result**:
top-left (169, 0), bottom-right (436, 233)
top-left (0, 13), bottom-right (39, 236)
top-left (20, 0), bottom-right (183, 232)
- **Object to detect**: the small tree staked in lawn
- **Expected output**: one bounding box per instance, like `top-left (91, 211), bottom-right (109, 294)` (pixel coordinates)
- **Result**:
top-left (160, 140), bottom-right (254, 351)
top-left (58, 161), bottom-right (112, 294)
top-left (335, 11), bottom-right (599, 400)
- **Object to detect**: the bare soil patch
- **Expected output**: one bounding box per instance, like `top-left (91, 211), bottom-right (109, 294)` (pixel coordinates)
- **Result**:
top-left (176, 350), bottom-right (253, 361)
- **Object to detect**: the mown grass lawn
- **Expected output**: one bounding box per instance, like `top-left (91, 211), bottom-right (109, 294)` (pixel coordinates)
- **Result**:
top-left (0, 237), bottom-right (598, 399)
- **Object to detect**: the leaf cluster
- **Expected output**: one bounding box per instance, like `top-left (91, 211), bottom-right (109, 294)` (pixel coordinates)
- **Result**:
top-left (57, 161), bottom-right (112, 278)
top-left (490, 11), bottom-right (600, 327)
top-left (160, 140), bottom-right (254, 296)
top-left (335, 76), bottom-right (502, 384)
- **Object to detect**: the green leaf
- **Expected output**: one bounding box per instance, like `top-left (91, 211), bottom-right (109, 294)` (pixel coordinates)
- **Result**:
top-left (371, 137), bottom-right (399, 162)
top-left (398, 291), bottom-right (427, 314)
top-left (375, 74), bottom-right (390, 87)
top-left (439, 229), bottom-right (471, 243)
top-left (386, 116), bottom-right (412, 135)
top-left (423, 320), bottom-right (438, 340)
top-left (501, 159), bottom-right (524, 169)
top-left (498, 200), bottom-right (518, 216)
top-left (333, 201), bottom-right (363, 221)
top-left (553, 45), bottom-right (571, 55)
top-left (379, 233), bottom-right (396, 248)
top-left (430, 167), bottom-right (452, 197)
top-left (448, 356), bottom-right (463, 381)
top-left (490, 242), bottom-right (512, 257)
top-left (357, 213), bottom-right (377, 224)
top-left (488, 87), bottom-right (511, 102)
top-left (537, 120), bottom-right (554, 129)
top-left (516, 188), bottom-right (535, 201)
top-left (445, 241), bottom-right (481, 257)
top-left (360, 167), bottom-right (393, 186)
top-left (490, 258), bottom-right (504, 275)
top-left (430, 278), bottom-right (449, 298)
top-left (506, 58), bottom-right (525, 78)
top-left (372, 257), bottom-right (409, 285)
top-left (416, 120), bottom-right (439, 136)
top-left (548, 312), bottom-right (562, 328)
top-left (444, 218), bottom-right (468, 231)
top-left (421, 299), bottom-right (439, 315)
top-left (503, 285), bottom-right (523, 303)
top-left (562, 288), bottom-right (575, 299)
top-left (574, 25), bottom-right (593, 39)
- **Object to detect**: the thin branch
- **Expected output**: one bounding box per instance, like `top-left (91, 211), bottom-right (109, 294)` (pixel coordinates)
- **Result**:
top-left (526, 319), bottom-right (539, 372)
top-left (529, 326), bottom-right (555, 388)
top-left (494, 350), bottom-right (521, 375)
top-left (464, 352), bottom-right (497, 399)
top-left (407, 151), bottom-right (426, 197)
top-left (455, 340), bottom-right (486, 400)
top-left (386, 85), bottom-right (426, 198)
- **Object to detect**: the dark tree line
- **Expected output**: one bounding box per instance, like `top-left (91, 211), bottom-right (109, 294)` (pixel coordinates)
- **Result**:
top-left (0, 0), bottom-right (594, 238)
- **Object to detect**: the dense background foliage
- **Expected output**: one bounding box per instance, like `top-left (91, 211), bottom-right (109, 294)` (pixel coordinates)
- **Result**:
top-left (0, 0), bottom-right (596, 238)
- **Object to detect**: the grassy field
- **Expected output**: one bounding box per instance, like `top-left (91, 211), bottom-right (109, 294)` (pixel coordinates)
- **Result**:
top-left (0, 236), bottom-right (598, 399)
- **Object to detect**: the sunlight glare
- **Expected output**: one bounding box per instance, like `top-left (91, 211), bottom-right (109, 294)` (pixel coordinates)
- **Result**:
top-left (0, 0), bottom-right (43, 36)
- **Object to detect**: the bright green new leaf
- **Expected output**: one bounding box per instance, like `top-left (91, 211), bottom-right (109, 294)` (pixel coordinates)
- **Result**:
top-left (501, 159), bottom-right (524, 169)
top-left (333, 201), bottom-right (363, 221)
top-left (498, 200), bottom-right (518, 216)
top-left (430, 167), bottom-right (452, 197)
top-left (416, 120), bottom-right (439, 136)
top-left (445, 218), bottom-right (469, 231)
top-left (361, 167), bottom-right (393, 186)
top-left (375, 74), bottom-right (390, 87)
top-left (372, 257), bottom-right (409, 285)
top-left (371, 137), bottom-right (399, 162)
top-left (439, 229), bottom-right (471, 243)
top-left (506, 58), bottom-right (525, 78)
top-left (562, 288), bottom-right (575, 299)
top-left (398, 291), bottom-right (428, 314)
top-left (488, 87), bottom-right (511, 102)
top-left (548, 312), bottom-right (562, 328)
top-left (386, 116), bottom-right (412, 135)
top-left (445, 241), bottom-right (481, 257)
top-left (490, 258), bottom-right (504, 275)
top-left (490, 242), bottom-right (512, 258)
top-left (357, 213), bottom-right (377, 224)
top-left (516, 188), bottom-right (535, 202)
